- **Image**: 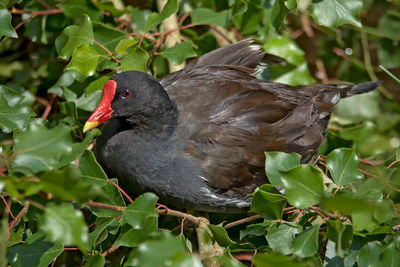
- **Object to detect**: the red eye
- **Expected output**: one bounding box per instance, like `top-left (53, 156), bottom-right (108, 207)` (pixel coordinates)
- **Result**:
top-left (121, 89), bottom-right (131, 98)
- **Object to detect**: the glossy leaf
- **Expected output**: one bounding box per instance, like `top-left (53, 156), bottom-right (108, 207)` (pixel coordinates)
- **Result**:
top-left (88, 217), bottom-right (114, 248)
top-left (58, 15), bottom-right (94, 60)
top-left (120, 46), bottom-right (149, 72)
top-left (208, 224), bottom-right (236, 247)
top-left (0, 95), bottom-right (35, 133)
top-left (122, 193), bottom-right (158, 229)
top-left (266, 222), bottom-right (299, 255)
top-left (0, 4), bottom-right (17, 38)
top-left (311, 0), bottom-right (362, 28)
top-left (65, 44), bottom-right (99, 77)
top-left (79, 150), bottom-right (108, 187)
top-left (326, 148), bottom-right (364, 186)
top-left (254, 253), bottom-right (307, 267)
top-left (12, 120), bottom-right (73, 174)
top-left (144, 0), bottom-right (178, 31)
top-left (60, 0), bottom-right (102, 20)
top-left (86, 254), bottom-right (105, 267)
top-left (264, 151), bottom-right (301, 185)
top-left (263, 37), bottom-right (314, 86)
top-left (292, 225), bottom-right (320, 258)
top-left (7, 232), bottom-right (63, 267)
top-left (250, 184), bottom-right (286, 219)
top-left (40, 203), bottom-right (89, 252)
top-left (191, 8), bottom-right (231, 26)
top-left (326, 220), bottom-right (353, 252)
top-left (114, 217), bottom-right (158, 247)
top-left (161, 41), bottom-right (197, 65)
top-left (357, 241), bottom-right (382, 267)
top-left (280, 165), bottom-right (325, 208)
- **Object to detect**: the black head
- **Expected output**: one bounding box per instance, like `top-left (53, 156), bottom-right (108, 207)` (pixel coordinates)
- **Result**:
top-left (84, 71), bottom-right (177, 133)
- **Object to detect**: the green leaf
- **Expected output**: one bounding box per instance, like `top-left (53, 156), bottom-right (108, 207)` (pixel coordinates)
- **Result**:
top-left (161, 41), bottom-right (197, 65)
top-left (58, 15), bottom-right (94, 60)
top-left (292, 225), bottom-right (320, 258)
top-left (377, 11), bottom-right (400, 41)
top-left (125, 233), bottom-right (201, 267)
top-left (113, 217), bottom-right (157, 247)
top-left (93, 22), bottom-right (128, 53)
top-left (92, 178), bottom-right (126, 217)
top-left (79, 150), bottom-right (108, 187)
top-left (122, 193), bottom-right (158, 229)
top-left (39, 166), bottom-right (99, 204)
top-left (40, 203), bottom-right (88, 252)
top-left (191, 8), bottom-right (231, 26)
top-left (129, 7), bottom-right (151, 32)
top-left (60, 0), bottom-right (102, 20)
top-left (357, 241), bottom-right (382, 267)
top-left (0, 4), bottom-right (17, 38)
top-left (120, 46), bottom-right (149, 72)
top-left (0, 95), bottom-right (35, 133)
top-left (280, 165), bottom-right (325, 208)
top-left (254, 253), bottom-right (307, 267)
top-left (88, 217), bottom-right (114, 249)
top-left (378, 242), bottom-right (400, 267)
top-left (12, 120), bottom-right (74, 174)
top-left (326, 220), bottom-right (353, 253)
top-left (263, 37), bottom-right (314, 86)
top-left (7, 232), bottom-right (63, 267)
top-left (65, 44), bottom-right (99, 77)
top-left (265, 151), bottom-right (301, 185)
top-left (64, 87), bottom-right (102, 112)
top-left (208, 225), bottom-right (236, 247)
top-left (250, 184), bottom-right (286, 219)
top-left (266, 222), bottom-right (299, 255)
top-left (0, 85), bottom-right (23, 106)
top-left (326, 148), bottom-right (364, 186)
top-left (86, 254), bottom-right (105, 267)
top-left (240, 221), bottom-right (270, 239)
top-left (310, 0), bottom-right (362, 28)
top-left (85, 75), bottom-right (112, 95)
top-left (335, 91), bottom-right (380, 122)
top-left (144, 0), bottom-right (178, 31)
top-left (115, 39), bottom-right (138, 54)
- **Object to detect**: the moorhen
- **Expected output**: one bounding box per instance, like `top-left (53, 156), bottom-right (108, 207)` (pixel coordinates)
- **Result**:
top-left (83, 39), bottom-right (380, 213)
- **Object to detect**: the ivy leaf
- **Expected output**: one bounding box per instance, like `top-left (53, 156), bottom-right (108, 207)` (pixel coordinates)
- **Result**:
top-left (0, 4), bottom-right (17, 38)
top-left (191, 8), bottom-right (231, 26)
top-left (92, 178), bottom-right (126, 217)
top-left (266, 222), bottom-right (299, 255)
top-left (326, 148), bottom-right (364, 186)
top-left (0, 85), bottom-right (23, 106)
top-left (7, 231), bottom-right (63, 267)
top-left (60, 0), bottom-right (102, 21)
top-left (378, 242), bottom-right (400, 266)
top-left (65, 44), bottom-right (99, 77)
top-left (250, 184), bottom-right (286, 219)
top-left (79, 150), bottom-right (108, 187)
top-left (326, 220), bottom-right (353, 253)
top-left (121, 46), bottom-right (149, 72)
top-left (122, 193), bottom-right (158, 229)
top-left (208, 225), bottom-right (236, 247)
top-left (85, 75), bottom-right (112, 95)
top-left (357, 242), bottom-right (382, 266)
top-left (88, 217), bottom-right (114, 249)
top-left (40, 203), bottom-right (88, 252)
top-left (263, 37), bottom-right (314, 86)
top-left (144, 0), bottom-right (178, 31)
top-left (39, 166), bottom-right (100, 204)
top-left (378, 11), bottom-right (400, 41)
top-left (58, 15), bottom-right (94, 60)
top-left (265, 152), bottom-right (301, 185)
top-left (280, 165), bottom-right (325, 208)
top-left (311, 0), bottom-right (362, 28)
top-left (114, 217), bottom-right (158, 247)
top-left (86, 254), bottom-right (105, 267)
top-left (0, 95), bottom-right (35, 133)
top-left (161, 41), bottom-right (196, 65)
top-left (12, 120), bottom-right (74, 174)
top-left (115, 39), bottom-right (138, 54)
top-left (292, 225), bottom-right (320, 258)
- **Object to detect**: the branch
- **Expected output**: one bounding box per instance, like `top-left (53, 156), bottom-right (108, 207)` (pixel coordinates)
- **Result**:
top-left (224, 215), bottom-right (261, 229)
top-left (7, 203), bottom-right (29, 240)
top-left (10, 7), bottom-right (62, 16)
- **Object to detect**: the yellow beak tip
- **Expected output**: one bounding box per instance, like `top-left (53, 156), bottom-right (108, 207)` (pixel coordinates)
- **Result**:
top-left (83, 121), bottom-right (99, 133)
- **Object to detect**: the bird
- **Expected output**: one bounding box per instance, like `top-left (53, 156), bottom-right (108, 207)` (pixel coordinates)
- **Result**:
top-left (83, 39), bottom-right (380, 213)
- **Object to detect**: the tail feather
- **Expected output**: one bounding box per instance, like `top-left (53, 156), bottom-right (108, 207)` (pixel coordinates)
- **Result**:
top-left (346, 81), bottom-right (382, 96)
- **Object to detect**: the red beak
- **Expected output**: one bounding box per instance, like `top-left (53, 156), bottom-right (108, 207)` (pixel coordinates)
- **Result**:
top-left (83, 80), bottom-right (117, 132)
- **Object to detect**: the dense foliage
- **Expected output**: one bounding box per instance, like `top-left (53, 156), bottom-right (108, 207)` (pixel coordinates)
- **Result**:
top-left (1, 0), bottom-right (400, 266)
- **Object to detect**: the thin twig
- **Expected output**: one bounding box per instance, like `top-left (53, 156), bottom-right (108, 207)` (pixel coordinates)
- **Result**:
top-left (102, 246), bottom-right (119, 256)
top-left (107, 179), bottom-right (133, 203)
top-left (10, 7), bottom-right (63, 15)
top-left (7, 203), bottom-right (29, 240)
top-left (224, 215), bottom-right (261, 229)
top-left (0, 194), bottom-right (15, 219)
top-left (93, 40), bottom-right (120, 63)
